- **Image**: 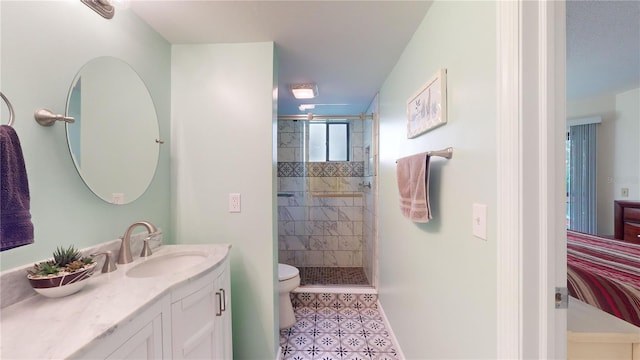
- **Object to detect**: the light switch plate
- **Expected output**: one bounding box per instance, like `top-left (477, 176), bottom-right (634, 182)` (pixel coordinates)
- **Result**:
top-left (472, 203), bottom-right (488, 240)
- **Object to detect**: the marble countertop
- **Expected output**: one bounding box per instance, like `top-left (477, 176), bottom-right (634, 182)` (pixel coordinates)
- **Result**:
top-left (0, 243), bottom-right (231, 359)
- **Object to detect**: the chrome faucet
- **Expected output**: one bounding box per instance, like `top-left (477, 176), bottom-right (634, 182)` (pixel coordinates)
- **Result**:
top-left (117, 221), bottom-right (158, 264)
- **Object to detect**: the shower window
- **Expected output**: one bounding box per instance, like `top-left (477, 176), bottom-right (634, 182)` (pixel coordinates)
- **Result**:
top-left (308, 121), bottom-right (350, 161)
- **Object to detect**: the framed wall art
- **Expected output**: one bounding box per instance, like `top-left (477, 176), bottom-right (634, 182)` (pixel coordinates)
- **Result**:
top-left (406, 68), bottom-right (447, 138)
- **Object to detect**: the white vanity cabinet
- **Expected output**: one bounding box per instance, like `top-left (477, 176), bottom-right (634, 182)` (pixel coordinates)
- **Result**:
top-left (51, 246), bottom-right (232, 360)
top-left (170, 257), bottom-right (232, 359)
top-left (73, 296), bottom-right (172, 360)
top-left (104, 308), bottom-right (168, 360)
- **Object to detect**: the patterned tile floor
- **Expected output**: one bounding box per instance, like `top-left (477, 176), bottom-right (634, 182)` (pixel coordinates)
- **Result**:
top-left (280, 292), bottom-right (401, 360)
top-left (298, 267), bottom-right (370, 286)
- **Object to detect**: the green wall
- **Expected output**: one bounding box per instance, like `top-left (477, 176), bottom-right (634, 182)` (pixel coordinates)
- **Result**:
top-left (0, 2), bottom-right (171, 270)
top-left (2, 2), bottom-right (503, 358)
top-left (377, 1), bottom-right (498, 358)
top-left (2, 4), bottom-right (278, 357)
top-left (171, 43), bottom-right (278, 359)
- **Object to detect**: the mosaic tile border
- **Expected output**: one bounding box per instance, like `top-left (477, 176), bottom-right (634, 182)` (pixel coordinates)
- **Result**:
top-left (291, 292), bottom-right (378, 311)
top-left (279, 162), bottom-right (365, 178)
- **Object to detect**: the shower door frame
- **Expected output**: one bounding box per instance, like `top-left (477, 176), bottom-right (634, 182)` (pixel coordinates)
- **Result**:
top-left (276, 111), bottom-right (378, 289)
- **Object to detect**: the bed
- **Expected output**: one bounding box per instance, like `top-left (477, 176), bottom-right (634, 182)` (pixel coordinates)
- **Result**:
top-left (567, 228), bottom-right (640, 359)
top-left (567, 229), bottom-right (640, 327)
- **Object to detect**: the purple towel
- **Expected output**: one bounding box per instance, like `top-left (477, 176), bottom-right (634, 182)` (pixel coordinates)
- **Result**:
top-left (0, 125), bottom-right (34, 251)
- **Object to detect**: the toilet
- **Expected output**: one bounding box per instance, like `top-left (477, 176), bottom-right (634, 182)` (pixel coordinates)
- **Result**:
top-left (278, 263), bottom-right (300, 329)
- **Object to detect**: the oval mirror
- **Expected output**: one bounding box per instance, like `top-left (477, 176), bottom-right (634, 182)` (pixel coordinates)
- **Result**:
top-left (65, 57), bottom-right (160, 204)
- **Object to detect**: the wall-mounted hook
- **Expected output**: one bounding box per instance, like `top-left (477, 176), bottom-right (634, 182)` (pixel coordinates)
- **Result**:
top-left (34, 109), bottom-right (75, 127)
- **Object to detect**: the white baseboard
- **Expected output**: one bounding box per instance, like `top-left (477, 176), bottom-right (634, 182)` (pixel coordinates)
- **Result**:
top-left (377, 300), bottom-right (405, 359)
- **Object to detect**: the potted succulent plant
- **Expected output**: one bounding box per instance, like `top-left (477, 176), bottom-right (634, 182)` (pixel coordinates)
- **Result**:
top-left (27, 245), bottom-right (97, 298)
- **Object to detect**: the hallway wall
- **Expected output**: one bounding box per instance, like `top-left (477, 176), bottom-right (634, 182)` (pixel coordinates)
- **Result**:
top-left (377, 1), bottom-right (498, 358)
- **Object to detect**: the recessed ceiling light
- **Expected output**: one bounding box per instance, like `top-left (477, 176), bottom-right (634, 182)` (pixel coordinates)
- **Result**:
top-left (290, 83), bottom-right (318, 99)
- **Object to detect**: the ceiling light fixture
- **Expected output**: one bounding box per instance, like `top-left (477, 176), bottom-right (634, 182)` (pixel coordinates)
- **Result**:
top-left (81, 0), bottom-right (115, 19)
top-left (290, 83), bottom-right (318, 99)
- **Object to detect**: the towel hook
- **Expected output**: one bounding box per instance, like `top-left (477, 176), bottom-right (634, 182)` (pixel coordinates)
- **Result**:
top-left (0, 92), bottom-right (15, 127)
top-left (34, 109), bottom-right (75, 127)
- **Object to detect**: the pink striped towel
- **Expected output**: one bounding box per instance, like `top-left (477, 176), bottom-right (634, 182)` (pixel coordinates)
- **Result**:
top-left (396, 153), bottom-right (431, 223)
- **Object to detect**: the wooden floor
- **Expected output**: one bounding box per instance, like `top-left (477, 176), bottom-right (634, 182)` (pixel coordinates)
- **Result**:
top-left (298, 267), bottom-right (369, 286)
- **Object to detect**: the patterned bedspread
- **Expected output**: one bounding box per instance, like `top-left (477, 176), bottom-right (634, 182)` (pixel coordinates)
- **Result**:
top-left (567, 230), bottom-right (640, 327)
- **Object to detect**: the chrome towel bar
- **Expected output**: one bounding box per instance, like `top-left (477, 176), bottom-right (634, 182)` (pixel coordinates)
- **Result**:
top-left (396, 147), bottom-right (453, 163)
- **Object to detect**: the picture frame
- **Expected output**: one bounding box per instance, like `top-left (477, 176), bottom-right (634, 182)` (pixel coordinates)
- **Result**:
top-left (406, 68), bottom-right (447, 138)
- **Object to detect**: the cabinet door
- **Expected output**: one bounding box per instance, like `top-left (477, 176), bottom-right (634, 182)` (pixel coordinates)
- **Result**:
top-left (172, 283), bottom-right (218, 359)
top-left (214, 262), bottom-right (232, 360)
top-left (171, 257), bottom-right (232, 360)
top-left (74, 296), bottom-right (169, 360)
top-left (105, 314), bottom-right (163, 360)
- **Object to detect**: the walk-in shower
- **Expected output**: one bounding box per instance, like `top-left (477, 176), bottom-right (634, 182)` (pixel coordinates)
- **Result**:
top-left (277, 112), bottom-right (376, 287)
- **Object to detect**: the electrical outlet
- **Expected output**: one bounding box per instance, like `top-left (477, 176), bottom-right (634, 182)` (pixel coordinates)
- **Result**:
top-left (112, 193), bottom-right (124, 205)
top-left (621, 188), bottom-right (629, 197)
top-left (229, 193), bottom-right (241, 213)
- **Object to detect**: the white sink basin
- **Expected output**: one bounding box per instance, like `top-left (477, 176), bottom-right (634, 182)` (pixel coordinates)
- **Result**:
top-left (126, 251), bottom-right (209, 278)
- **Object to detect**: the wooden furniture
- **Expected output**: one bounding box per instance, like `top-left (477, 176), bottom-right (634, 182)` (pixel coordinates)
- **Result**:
top-left (568, 297), bottom-right (640, 360)
top-left (614, 200), bottom-right (640, 243)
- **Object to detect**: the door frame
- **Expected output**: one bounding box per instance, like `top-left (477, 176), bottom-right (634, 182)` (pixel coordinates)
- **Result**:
top-left (496, 1), bottom-right (567, 358)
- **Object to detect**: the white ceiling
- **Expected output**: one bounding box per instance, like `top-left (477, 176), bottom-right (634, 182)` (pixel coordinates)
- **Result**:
top-left (129, 1), bottom-right (639, 114)
top-left (566, 0), bottom-right (640, 101)
top-left (130, 1), bottom-right (433, 116)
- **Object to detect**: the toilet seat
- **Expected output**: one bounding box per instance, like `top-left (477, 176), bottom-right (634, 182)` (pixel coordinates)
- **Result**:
top-left (278, 263), bottom-right (299, 281)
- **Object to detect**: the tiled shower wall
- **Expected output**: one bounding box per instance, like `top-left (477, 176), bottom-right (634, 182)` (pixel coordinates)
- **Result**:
top-left (277, 120), bottom-right (367, 268)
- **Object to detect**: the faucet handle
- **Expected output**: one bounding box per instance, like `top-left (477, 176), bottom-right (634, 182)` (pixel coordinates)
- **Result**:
top-left (91, 251), bottom-right (117, 273)
top-left (140, 236), bottom-right (153, 257)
